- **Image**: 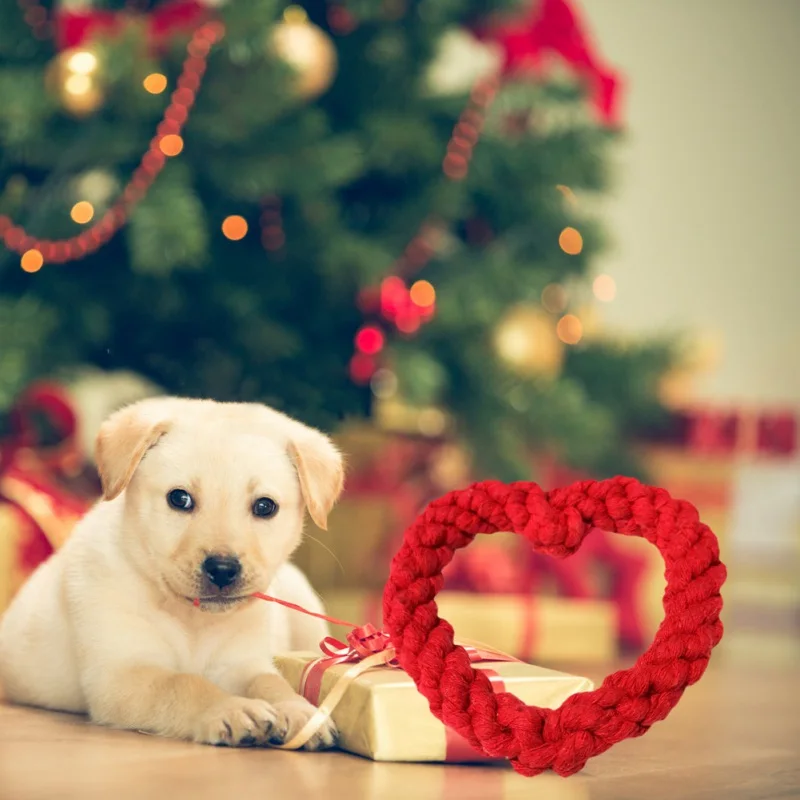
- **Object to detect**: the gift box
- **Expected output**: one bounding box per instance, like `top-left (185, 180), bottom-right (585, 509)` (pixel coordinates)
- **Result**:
top-left (0, 382), bottom-right (94, 614)
top-left (320, 589), bottom-right (617, 665)
top-left (275, 643), bottom-right (593, 763)
top-left (0, 464), bottom-right (88, 614)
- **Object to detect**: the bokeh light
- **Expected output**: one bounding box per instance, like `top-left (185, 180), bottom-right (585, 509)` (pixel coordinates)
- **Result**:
top-left (558, 227), bottom-right (583, 255)
top-left (221, 215), bottom-right (248, 241)
top-left (159, 134), bottom-right (184, 157)
top-left (355, 325), bottom-right (385, 355)
top-left (409, 280), bottom-right (436, 308)
top-left (66, 50), bottom-right (97, 75)
top-left (143, 73), bottom-right (168, 94)
top-left (593, 274), bottom-right (617, 302)
top-left (556, 314), bottom-right (583, 345)
top-left (70, 201), bottom-right (94, 224)
top-left (541, 283), bottom-right (568, 313)
top-left (21, 249), bottom-right (44, 273)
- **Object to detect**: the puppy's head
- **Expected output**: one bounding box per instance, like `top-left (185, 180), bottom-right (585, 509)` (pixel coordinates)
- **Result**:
top-left (95, 397), bottom-right (343, 612)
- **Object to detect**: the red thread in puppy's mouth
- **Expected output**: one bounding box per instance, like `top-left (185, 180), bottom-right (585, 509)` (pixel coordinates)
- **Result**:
top-left (191, 592), bottom-right (358, 629)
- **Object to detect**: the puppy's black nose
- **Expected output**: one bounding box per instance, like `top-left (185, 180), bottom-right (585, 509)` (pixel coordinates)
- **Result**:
top-left (202, 555), bottom-right (241, 589)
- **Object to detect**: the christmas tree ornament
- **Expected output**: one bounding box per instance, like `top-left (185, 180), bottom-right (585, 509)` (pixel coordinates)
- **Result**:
top-left (494, 304), bottom-right (564, 378)
top-left (269, 6), bottom-right (338, 100)
top-left (425, 28), bottom-right (502, 96)
top-left (45, 46), bottom-right (105, 117)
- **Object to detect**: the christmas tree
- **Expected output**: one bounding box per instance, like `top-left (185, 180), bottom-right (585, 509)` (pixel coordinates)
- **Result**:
top-left (0, 0), bottom-right (674, 480)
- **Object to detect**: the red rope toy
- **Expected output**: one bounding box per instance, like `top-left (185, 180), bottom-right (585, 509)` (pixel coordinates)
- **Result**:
top-left (383, 476), bottom-right (727, 777)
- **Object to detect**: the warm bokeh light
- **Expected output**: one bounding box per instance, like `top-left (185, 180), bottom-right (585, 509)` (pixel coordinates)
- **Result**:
top-left (380, 275), bottom-right (408, 318)
top-left (409, 279), bottom-right (436, 308)
top-left (64, 74), bottom-right (92, 97)
top-left (541, 283), bottom-right (568, 313)
top-left (70, 201), bottom-right (94, 224)
top-left (355, 325), bottom-right (385, 355)
top-left (593, 273), bottom-right (617, 302)
top-left (284, 4), bottom-right (308, 23)
top-left (66, 50), bottom-right (97, 75)
top-left (558, 227), bottom-right (583, 255)
top-left (21, 249), bottom-right (44, 273)
top-left (556, 314), bottom-right (583, 345)
top-left (221, 215), bottom-right (248, 240)
top-left (494, 304), bottom-right (564, 377)
top-left (159, 134), bottom-right (184, 157)
top-left (143, 73), bottom-right (168, 94)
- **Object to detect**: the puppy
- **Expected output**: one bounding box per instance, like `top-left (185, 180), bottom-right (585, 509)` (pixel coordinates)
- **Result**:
top-left (0, 397), bottom-right (343, 749)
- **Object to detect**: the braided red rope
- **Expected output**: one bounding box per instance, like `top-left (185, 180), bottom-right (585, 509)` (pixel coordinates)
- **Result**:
top-left (383, 476), bottom-right (727, 777)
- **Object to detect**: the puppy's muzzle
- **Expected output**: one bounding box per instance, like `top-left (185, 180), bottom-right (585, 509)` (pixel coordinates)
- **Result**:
top-left (202, 555), bottom-right (242, 589)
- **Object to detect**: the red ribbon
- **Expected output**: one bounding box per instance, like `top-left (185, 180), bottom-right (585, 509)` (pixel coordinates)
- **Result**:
top-left (0, 382), bottom-right (82, 477)
top-left (242, 592), bottom-right (519, 762)
top-left (299, 626), bottom-right (515, 763)
top-left (54, 0), bottom-right (209, 51)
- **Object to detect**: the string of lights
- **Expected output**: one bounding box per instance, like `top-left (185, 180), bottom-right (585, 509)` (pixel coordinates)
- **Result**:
top-left (1, 19), bottom-right (224, 273)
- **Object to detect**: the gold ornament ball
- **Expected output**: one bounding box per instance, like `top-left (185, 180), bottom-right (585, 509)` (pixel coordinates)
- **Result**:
top-left (494, 304), bottom-right (564, 378)
top-left (45, 47), bottom-right (105, 117)
top-left (270, 7), bottom-right (338, 100)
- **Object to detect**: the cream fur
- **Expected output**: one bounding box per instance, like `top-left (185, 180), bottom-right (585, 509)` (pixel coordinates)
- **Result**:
top-left (0, 397), bottom-right (344, 750)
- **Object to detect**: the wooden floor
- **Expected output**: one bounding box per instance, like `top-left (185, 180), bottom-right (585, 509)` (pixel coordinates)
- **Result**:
top-left (1, 661), bottom-right (798, 800)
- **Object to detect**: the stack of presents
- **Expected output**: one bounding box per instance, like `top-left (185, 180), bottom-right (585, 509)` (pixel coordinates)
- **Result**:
top-left (1, 379), bottom-right (797, 763)
top-left (2, 382), bottom-right (798, 663)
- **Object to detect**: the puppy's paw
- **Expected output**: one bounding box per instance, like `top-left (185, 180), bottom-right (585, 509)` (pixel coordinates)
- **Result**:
top-left (194, 696), bottom-right (278, 747)
top-left (271, 698), bottom-right (338, 752)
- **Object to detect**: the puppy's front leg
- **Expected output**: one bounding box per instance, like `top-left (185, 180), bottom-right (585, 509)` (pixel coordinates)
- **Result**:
top-left (84, 664), bottom-right (280, 746)
top-left (210, 661), bottom-right (337, 751)
top-left (247, 672), bottom-right (337, 751)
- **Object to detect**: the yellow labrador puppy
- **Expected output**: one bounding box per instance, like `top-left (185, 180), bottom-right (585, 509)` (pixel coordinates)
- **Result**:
top-left (0, 397), bottom-right (343, 749)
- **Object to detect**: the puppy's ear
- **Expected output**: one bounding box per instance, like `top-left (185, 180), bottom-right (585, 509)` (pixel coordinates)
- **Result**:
top-left (288, 430), bottom-right (344, 531)
top-left (95, 401), bottom-right (172, 501)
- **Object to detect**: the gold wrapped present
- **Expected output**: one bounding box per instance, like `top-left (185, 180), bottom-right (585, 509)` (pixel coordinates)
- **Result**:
top-left (275, 631), bottom-right (593, 763)
top-left (321, 589), bottom-right (618, 665)
top-left (0, 466), bottom-right (87, 614)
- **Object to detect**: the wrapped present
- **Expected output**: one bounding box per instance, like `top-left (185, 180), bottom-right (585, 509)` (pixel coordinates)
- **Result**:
top-left (274, 625), bottom-right (594, 763)
top-left (0, 383), bottom-right (93, 613)
top-left (320, 589), bottom-right (617, 665)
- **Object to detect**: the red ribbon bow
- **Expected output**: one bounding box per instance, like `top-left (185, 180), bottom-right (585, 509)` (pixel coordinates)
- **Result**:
top-left (319, 624), bottom-right (397, 664)
top-left (473, 0), bottom-right (623, 126)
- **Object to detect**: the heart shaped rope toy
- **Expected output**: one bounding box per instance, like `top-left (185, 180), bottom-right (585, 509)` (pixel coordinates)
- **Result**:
top-left (383, 476), bottom-right (727, 777)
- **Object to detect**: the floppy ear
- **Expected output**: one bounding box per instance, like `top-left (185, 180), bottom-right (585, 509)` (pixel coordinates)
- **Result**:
top-left (94, 401), bottom-right (172, 501)
top-left (288, 430), bottom-right (344, 531)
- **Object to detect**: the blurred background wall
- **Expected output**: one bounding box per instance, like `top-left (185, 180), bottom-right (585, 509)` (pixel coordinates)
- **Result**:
top-left (590, 0), bottom-right (800, 405)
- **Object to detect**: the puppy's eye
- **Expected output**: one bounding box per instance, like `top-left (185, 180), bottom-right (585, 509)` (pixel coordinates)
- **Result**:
top-left (252, 497), bottom-right (278, 519)
top-left (167, 489), bottom-right (194, 512)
